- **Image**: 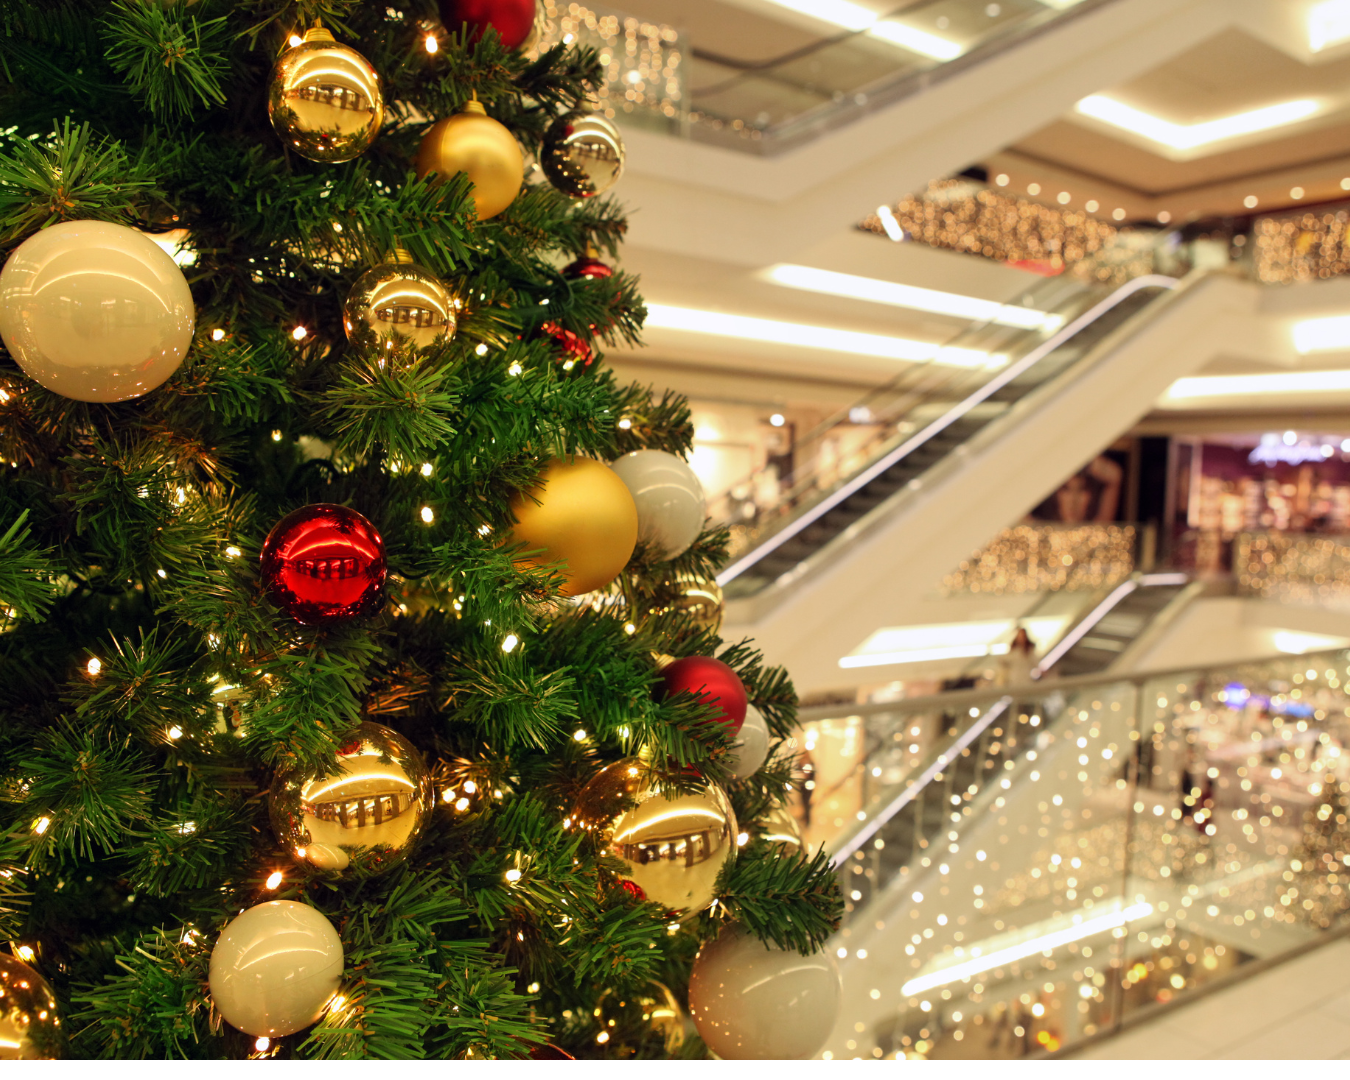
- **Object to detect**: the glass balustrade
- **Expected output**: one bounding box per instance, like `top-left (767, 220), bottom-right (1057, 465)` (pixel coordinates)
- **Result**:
top-left (803, 648), bottom-right (1350, 1059)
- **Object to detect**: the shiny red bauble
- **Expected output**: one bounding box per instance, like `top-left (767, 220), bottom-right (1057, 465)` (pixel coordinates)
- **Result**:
top-left (562, 255), bottom-right (613, 280)
top-left (438, 0), bottom-right (537, 49)
top-left (541, 320), bottom-right (594, 369)
top-left (659, 656), bottom-right (747, 735)
top-left (260, 504), bottom-right (387, 625)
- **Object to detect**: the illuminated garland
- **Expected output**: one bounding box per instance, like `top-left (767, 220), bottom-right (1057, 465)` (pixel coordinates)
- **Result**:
top-left (942, 524), bottom-right (1136, 595)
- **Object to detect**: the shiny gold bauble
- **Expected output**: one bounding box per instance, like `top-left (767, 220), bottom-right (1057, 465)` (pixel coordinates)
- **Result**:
top-left (0, 953), bottom-right (63, 1060)
top-left (668, 570), bottom-right (723, 634)
top-left (509, 457), bottom-right (638, 597)
top-left (416, 100), bottom-right (525, 220)
top-left (343, 250), bottom-right (456, 352)
top-left (756, 803), bottom-right (803, 854)
top-left (541, 113), bottom-right (625, 198)
top-left (597, 981), bottom-right (687, 1053)
top-left (269, 722), bottom-right (433, 875)
top-left (570, 758), bottom-right (736, 915)
top-left (268, 28), bottom-right (384, 163)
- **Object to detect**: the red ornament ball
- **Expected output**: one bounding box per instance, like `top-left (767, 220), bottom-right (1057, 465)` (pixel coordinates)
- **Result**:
top-left (261, 504), bottom-right (387, 625)
top-left (541, 320), bottom-right (593, 369)
top-left (659, 656), bottom-right (747, 735)
top-left (562, 255), bottom-right (613, 280)
top-left (438, 0), bottom-right (537, 49)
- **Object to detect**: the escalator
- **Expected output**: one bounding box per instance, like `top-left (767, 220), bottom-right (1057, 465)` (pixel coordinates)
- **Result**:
top-left (717, 274), bottom-right (1174, 599)
top-left (713, 267), bottom-right (1252, 694)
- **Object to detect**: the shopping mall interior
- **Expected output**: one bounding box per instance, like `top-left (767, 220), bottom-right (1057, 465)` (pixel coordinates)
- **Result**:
top-left (584, 0), bottom-right (1350, 1060)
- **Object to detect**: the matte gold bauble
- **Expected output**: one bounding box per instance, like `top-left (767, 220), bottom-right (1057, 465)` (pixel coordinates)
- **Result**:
top-left (269, 722), bottom-right (433, 875)
top-left (541, 113), bottom-right (625, 198)
top-left (416, 101), bottom-right (525, 220)
top-left (268, 28), bottom-right (384, 163)
top-left (570, 758), bottom-right (736, 916)
top-left (509, 457), bottom-right (638, 597)
top-left (343, 250), bottom-right (456, 353)
top-left (0, 954), bottom-right (63, 1060)
top-left (597, 981), bottom-right (687, 1053)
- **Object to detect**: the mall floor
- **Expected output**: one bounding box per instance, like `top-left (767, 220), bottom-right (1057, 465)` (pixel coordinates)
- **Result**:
top-left (1069, 937), bottom-right (1350, 1059)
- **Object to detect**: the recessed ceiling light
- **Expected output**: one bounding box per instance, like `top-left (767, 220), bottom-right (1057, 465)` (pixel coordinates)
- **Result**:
top-left (1291, 186), bottom-right (1305, 199)
top-left (1295, 314), bottom-right (1350, 353)
top-left (1244, 195), bottom-right (1259, 208)
top-left (644, 304), bottom-right (1002, 367)
top-left (1085, 199), bottom-right (1099, 212)
top-left (994, 173), bottom-right (1009, 186)
top-left (1157, 211), bottom-right (1172, 223)
top-left (1112, 208), bottom-right (1126, 220)
top-left (1167, 370), bottom-right (1350, 399)
top-left (756, 0), bottom-right (960, 60)
top-left (763, 264), bottom-right (1060, 330)
top-left (1309, 0), bottom-right (1350, 52)
top-left (1076, 95), bottom-right (1319, 150)
top-left (1027, 183), bottom-right (1041, 195)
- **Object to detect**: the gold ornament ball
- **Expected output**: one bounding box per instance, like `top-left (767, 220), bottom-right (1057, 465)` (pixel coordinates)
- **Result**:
top-left (668, 569), bottom-right (723, 634)
top-left (344, 250), bottom-right (456, 353)
top-left (270, 722), bottom-right (433, 875)
top-left (755, 802), bottom-right (803, 854)
top-left (0, 954), bottom-right (63, 1060)
top-left (509, 457), bottom-right (638, 597)
top-left (597, 981), bottom-right (687, 1053)
top-left (416, 101), bottom-right (525, 220)
top-left (268, 28), bottom-right (384, 163)
top-left (570, 758), bottom-right (736, 916)
top-left (541, 113), bottom-right (626, 198)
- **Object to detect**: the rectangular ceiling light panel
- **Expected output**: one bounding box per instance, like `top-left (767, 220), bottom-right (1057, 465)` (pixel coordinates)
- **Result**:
top-left (839, 617), bottom-right (1069, 669)
top-left (765, 264), bottom-right (1061, 331)
top-left (1310, 0), bottom-right (1350, 51)
top-left (1167, 370), bottom-right (1350, 399)
top-left (644, 304), bottom-right (1001, 367)
top-left (756, 0), bottom-right (961, 60)
top-left (1075, 95), bottom-right (1319, 151)
top-left (1294, 314), bottom-right (1350, 353)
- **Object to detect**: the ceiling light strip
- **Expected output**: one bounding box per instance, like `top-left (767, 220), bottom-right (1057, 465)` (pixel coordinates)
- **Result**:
top-left (1167, 370), bottom-right (1350, 399)
top-left (1075, 95), bottom-right (1319, 151)
top-left (716, 274), bottom-right (1179, 585)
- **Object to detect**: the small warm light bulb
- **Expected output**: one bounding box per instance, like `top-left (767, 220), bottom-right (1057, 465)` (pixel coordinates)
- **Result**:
top-left (737, 831), bottom-right (749, 846)
top-left (33, 816), bottom-right (50, 835)
top-left (617, 418), bottom-right (632, 430)
top-left (157, 568), bottom-right (167, 579)
top-left (211, 328), bottom-right (226, 341)
top-left (87, 657), bottom-right (102, 676)
top-left (265, 871), bottom-right (283, 889)
top-left (271, 430), bottom-right (283, 442)
top-left (463, 781), bottom-right (477, 794)
top-left (291, 326), bottom-right (307, 341)
top-left (225, 545), bottom-right (242, 558)
top-left (455, 797), bottom-right (470, 811)
top-left (507, 361), bottom-right (523, 376)
top-left (769, 413), bottom-right (785, 427)
top-left (623, 622), bottom-right (636, 635)
top-left (420, 506), bottom-right (434, 523)
top-left (167, 726), bottom-right (183, 740)
top-left (287, 32), bottom-right (303, 46)
top-left (501, 633), bottom-right (520, 653)
top-left (475, 343), bottom-right (489, 356)
top-left (255, 1036), bottom-right (271, 1052)
top-left (420, 462), bottom-right (433, 477)
top-left (505, 868), bottom-right (523, 883)
top-left (329, 994), bottom-right (346, 1012)
top-left (527, 982), bottom-right (540, 994)
top-left (16, 945), bottom-right (35, 962)
top-left (425, 34), bottom-right (439, 53)
top-left (596, 1032), bottom-right (610, 1044)
top-left (573, 728), bottom-right (587, 741)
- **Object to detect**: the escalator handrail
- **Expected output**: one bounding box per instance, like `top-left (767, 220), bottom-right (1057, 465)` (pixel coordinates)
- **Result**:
top-left (717, 273), bottom-right (1179, 585)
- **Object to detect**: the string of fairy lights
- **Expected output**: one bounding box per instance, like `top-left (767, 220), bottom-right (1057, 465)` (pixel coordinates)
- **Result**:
top-left (1235, 532), bottom-right (1350, 604)
top-left (814, 650), bottom-right (1350, 1059)
top-left (942, 524), bottom-right (1136, 596)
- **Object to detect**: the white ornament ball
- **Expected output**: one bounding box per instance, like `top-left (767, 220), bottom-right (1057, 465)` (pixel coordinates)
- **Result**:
top-left (0, 220), bottom-right (195, 402)
top-left (729, 704), bottom-right (770, 780)
top-left (208, 900), bottom-right (344, 1037)
top-left (688, 924), bottom-right (841, 1060)
top-left (610, 449), bottom-right (706, 561)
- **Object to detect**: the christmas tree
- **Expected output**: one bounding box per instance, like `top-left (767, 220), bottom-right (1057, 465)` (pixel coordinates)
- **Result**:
top-left (0, 0), bottom-right (841, 1059)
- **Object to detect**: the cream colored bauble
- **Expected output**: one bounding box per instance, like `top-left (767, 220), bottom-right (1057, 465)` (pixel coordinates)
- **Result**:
top-left (610, 449), bottom-right (706, 561)
top-left (0, 220), bottom-right (195, 402)
top-left (728, 704), bottom-right (770, 780)
top-left (688, 924), bottom-right (841, 1060)
top-left (209, 900), bottom-right (343, 1037)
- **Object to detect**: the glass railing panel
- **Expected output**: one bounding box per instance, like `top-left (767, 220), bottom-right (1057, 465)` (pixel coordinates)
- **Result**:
top-left (810, 648), bottom-right (1350, 1058)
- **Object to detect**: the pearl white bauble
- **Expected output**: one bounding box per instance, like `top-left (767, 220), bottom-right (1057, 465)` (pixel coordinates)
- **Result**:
top-left (610, 449), bottom-right (706, 561)
top-left (729, 704), bottom-right (770, 780)
top-left (208, 900), bottom-right (343, 1037)
top-left (688, 924), bottom-right (841, 1060)
top-left (0, 220), bottom-right (195, 402)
